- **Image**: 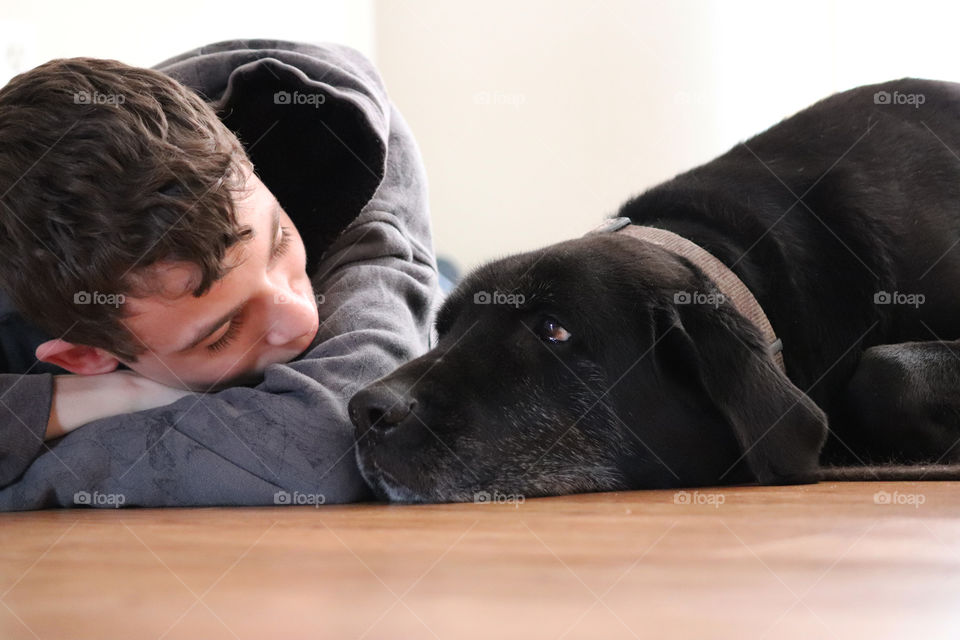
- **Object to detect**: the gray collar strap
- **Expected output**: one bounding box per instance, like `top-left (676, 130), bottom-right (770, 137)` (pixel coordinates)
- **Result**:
top-left (588, 217), bottom-right (785, 371)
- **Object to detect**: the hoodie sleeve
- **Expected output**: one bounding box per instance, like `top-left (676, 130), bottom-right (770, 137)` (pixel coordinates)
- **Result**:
top-left (0, 373), bottom-right (53, 486)
top-left (0, 289), bottom-right (69, 485)
top-left (0, 42), bottom-right (440, 510)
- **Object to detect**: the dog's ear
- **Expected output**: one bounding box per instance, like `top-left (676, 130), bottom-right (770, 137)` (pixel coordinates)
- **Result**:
top-left (654, 297), bottom-right (828, 485)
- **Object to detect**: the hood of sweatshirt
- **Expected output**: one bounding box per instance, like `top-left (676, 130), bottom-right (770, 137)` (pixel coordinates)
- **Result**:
top-left (154, 39), bottom-right (391, 275)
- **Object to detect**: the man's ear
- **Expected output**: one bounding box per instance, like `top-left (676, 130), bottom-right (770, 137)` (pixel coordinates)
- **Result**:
top-left (655, 297), bottom-right (828, 485)
top-left (35, 339), bottom-right (120, 375)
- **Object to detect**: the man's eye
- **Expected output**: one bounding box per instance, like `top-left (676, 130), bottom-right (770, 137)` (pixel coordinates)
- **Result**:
top-left (272, 226), bottom-right (292, 260)
top-left (536, 316), bottom-right (571, 344)
top-left (207, 314), bottom-right (245, 353)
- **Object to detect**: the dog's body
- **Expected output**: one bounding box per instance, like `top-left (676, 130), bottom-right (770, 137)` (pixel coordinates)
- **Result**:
top-left (350, 78), bottom-right (960, 502)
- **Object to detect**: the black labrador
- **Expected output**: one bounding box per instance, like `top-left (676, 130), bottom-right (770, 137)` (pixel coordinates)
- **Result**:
top-left (349, 78), bottom-right (960, 502)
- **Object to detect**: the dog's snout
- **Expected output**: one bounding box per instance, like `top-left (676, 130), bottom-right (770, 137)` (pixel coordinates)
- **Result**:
top-left (349, 385), bottom-right (415, 436)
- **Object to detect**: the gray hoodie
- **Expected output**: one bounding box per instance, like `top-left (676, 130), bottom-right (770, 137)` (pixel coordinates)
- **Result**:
top-left (0, 39), bottom-right (440, 509)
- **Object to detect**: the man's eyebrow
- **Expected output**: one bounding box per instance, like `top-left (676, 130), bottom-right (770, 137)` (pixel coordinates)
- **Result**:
top-left (175, 203), bottom-right (281, 353)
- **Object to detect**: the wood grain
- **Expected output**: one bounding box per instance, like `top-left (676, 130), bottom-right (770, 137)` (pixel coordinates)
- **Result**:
top-left (1, 481), bottom-right (958, 639)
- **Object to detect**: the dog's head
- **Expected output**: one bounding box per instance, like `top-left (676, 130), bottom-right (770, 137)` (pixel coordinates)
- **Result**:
top-left (349, 233), bottom-right (827, 502)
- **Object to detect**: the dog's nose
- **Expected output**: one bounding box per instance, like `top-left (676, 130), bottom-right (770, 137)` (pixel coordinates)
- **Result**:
top-left (349, 385), bottom-right (415, 437)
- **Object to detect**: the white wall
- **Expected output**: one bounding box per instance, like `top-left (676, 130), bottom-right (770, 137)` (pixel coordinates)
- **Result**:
top-left (374, 0), bottom-right (960, 271)
top-left (0, 0), bottom-right (374, 84)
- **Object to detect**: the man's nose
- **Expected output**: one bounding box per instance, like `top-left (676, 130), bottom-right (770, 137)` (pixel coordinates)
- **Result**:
top-left (264, 290), bottom-right (316, 346)
top-left (348, 385), bottom-right (416, 438)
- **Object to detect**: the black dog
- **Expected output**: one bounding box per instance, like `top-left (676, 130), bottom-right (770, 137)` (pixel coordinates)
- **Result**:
top-left (349, 78), bottom-right (960, 503)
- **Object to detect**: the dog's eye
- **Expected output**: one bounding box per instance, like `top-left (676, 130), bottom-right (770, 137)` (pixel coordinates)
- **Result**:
top-left (537, 317), bottom-right (571, 343)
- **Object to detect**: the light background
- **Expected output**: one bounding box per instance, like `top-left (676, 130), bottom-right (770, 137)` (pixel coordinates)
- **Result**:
top-left (2, 0), bottom-right (958, 272)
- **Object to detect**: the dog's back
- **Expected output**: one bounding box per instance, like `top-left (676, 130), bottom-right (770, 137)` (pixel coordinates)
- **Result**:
top-left (619, 78), bottom-right (960, 405)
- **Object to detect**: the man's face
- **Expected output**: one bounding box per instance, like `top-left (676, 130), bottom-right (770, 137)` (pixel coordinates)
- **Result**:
top-left (119, 166), bottom-right (320, 391)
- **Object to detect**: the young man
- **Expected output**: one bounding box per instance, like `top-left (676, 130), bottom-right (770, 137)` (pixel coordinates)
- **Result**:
top-left (0, 40), bottom-right (440, 509)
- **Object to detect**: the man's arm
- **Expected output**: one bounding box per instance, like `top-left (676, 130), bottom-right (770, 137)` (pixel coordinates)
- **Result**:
top-left (46, 372), bottom-right (194, 440)
top-left (0, 370), bottom-right (195, 485)
top-left (0, 374), bottom-right (51, 487)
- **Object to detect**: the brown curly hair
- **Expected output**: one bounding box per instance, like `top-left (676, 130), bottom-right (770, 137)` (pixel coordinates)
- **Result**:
top-left (0, 57), bottom-right (254, 361)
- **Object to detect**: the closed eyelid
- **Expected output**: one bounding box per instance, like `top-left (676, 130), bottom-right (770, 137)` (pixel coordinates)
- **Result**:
top-left (206, 311), bottom-right (245, 352)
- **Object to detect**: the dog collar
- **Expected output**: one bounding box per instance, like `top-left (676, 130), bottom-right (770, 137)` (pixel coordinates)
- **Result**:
top-left (587, 216), bottom-right (785, 371)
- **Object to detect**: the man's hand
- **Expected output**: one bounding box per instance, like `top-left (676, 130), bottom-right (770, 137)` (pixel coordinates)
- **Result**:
top-left (45, 370), bottom-right (195, 440)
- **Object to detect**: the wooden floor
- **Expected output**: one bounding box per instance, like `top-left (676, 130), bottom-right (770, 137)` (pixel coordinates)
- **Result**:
top-left (1, 481), bottom-right (958, 639)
